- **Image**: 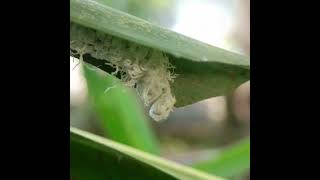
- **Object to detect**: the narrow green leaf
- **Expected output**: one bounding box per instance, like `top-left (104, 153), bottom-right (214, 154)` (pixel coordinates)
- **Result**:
top-left (83, 63), bottom-right (160, 154)
top-left (70, 0), bottom-right (248, 67)
top-left (70, 0), bottom-right (250, 107)
top-left (192, 138), bottom-right (250, 178)
top-left (71, 127), bottom-right (225, 180)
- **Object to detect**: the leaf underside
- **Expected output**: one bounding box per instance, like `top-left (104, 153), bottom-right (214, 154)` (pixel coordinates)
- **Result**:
top-left (70, 0), bottom-right (250, 107)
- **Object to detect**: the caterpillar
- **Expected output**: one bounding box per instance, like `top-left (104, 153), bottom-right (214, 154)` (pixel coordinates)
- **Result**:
top-left (70, 22), bottom-right (176, 122)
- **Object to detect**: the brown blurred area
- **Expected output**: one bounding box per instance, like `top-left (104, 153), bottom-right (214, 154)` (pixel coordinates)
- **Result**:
top-left (231, 0), bottom-right (250, 124)
top-left (233, 0), bottom-right (250, 55)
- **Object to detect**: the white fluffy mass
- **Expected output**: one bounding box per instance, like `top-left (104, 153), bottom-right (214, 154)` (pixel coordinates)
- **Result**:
top-left (70, 23), bottom-right (176, 121)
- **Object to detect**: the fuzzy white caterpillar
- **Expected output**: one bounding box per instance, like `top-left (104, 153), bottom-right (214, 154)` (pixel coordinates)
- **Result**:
top-left (70, 23), bottom-right (176, 121)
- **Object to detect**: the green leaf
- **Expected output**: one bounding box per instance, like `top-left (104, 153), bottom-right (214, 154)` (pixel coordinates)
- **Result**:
top-left (70, 0), bottom-right (250, 107)
top-left (82, 63), bottom-right (160, 154)
top-left (192, 138), bottom-right (250, 178)
top-left (71, 126), bottom-right (225, 180)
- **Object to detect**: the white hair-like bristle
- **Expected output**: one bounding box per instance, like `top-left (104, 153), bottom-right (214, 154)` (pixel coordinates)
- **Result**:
top-left (70, 23), bottom-right (176, 122)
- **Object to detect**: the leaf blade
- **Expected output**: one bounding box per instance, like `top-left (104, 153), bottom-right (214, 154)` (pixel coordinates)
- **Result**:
top-left (70, 0), bottom-right (250, 107)
top-left (83, 63), bottom-right (160, 154)
top-left (71, 126), bottom-right (226, 180)
top-left (70, 0), bottom-right (249, 67)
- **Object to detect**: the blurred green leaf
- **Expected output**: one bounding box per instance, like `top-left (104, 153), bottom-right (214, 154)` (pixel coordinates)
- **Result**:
top-left (70, 0), bottom-right (250, 107)
top-left (83, 63), bottom-right (159, 154)
top-left (71, 126), bottom-right (225, 180)
top-left (192, 138), bottom-right (250, 178)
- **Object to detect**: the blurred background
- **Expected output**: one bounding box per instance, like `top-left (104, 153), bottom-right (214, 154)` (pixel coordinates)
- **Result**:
top-left (70, 0), bottom-right (250, 179)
